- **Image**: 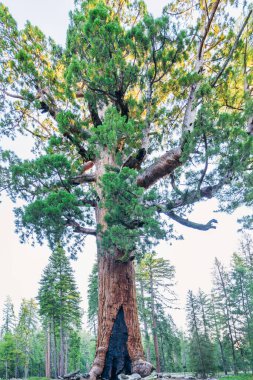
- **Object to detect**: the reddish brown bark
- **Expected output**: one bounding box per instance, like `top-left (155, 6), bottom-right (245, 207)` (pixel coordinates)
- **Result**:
top-left (89, 251), bottom-right (153, 380)
top-left (136, 148), bottom-right (182, 189)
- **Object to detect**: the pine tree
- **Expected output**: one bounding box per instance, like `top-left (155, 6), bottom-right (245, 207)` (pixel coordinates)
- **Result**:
top-left (212, 258), bottom-right (239, 374)
top-left (186, 291), bottom-right (216, 378)
top-left (29, 330), bottom-right (46, 377)
top-left (136, 253), bottom-right (176, 372)
top-left (0, 333), bottom-right (16, 379)
top-left (16, 299), bottom-right (39, 379)
top-left (1, 296), bottom-right (16, 337)
top-left (228, 236), bottom-right (253, 372)
top-left (210, 293), bottom-right (228, 374)
top-left (1, 1), bottom-right (252, 377)
top-left (38, 246), bottom-right (82, 377)
top-left (0, 296), bottom-right (17, 378)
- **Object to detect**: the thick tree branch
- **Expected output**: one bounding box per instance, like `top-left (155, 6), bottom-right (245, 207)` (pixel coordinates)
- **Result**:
top-left (70, 173), bottom-right (96, 185)
top-left (162, 210), bottom-right (218, 231)
top-left (80, 198), bottom-right (98, 208)
top-left (123, 148), bottom-right (146, 170)
top-left (136, 147), bottom-right (182, 189)
top-left (66, 220), bottom-right (96, 235)
top-left (88, 101), bottom-right (103, 127)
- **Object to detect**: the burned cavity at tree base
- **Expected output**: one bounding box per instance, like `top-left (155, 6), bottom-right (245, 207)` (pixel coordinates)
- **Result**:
top-left (102, 307), bottom-right (131, 380)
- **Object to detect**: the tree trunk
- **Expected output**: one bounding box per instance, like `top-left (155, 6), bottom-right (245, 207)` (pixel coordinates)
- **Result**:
top-left (238, 273), bottom-right (253, 373)
top-left (59, 315), bottom-right (65, 377)
top-left (211, 299), bottom-right (227, 375)
top-left (51, 319), bottom-right (58, 378)
top-left (89, 252), bottom-right (153, 380)
top-left (89, 154), bottom-right (153, 380)
top-left (5, 360), bottom-right (8, 380)
top-left (45, 325), bottom-right (51, 378)
top-left (139, 278), bottom-right (151, 363)
top-left (24, 364), bottom-right (29, 380)
top-left (64, 335), bottom-right (68, 375)
top-left (149, 273), bottom-right (161, 373)
top-left (215, 261), bottom-right (237, 374)
top-left (189, 293), bottom-right (206, 379)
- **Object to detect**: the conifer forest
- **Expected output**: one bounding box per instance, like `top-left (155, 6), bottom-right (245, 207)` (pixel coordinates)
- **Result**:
top-left (0, 0), bottom-right (252, 379)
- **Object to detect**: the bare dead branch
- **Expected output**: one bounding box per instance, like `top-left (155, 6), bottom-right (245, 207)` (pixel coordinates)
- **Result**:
top-left (163, 210), bottom-right (218, 231)
top-left (4, 91), bottom-right (25, 100)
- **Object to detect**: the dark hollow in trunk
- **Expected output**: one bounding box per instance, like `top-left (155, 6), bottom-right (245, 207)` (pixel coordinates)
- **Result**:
top-left (102, 307), bottom-right (131, 380)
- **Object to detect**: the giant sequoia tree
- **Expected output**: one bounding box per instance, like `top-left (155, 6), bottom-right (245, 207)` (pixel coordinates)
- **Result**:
top-left (0, 0), bottom-right (252, 378)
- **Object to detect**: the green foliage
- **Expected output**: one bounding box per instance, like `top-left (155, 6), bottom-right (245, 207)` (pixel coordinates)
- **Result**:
top-left (186, 291), bottom-right (216, 377)
top-left (0, 333), bottom-right (16, 378)
top-left (38, 245), bottom-right (82, 329)
top-left (68, 330), bottom-right (82, 372)
top-left (101, 168), bottom-right (165, 256)
top-left (218, 376), bottom-right (253, 380)
top-left (188, 332), bottom-right (216, 377)
top-left (89, 107), bottom-right (142, 158)
top-left (80, 330), bottom-right (96, 372)
top-left (17, 190), bottom-right (84, 247)
top-left (38, 246), bottom-right (82, 375)
top-left (1, 0), bottom-right (252, 254)
top-left (136, 253), bottom-right (181, 372)
top-left (87, 262), bottom-right (98, 334)
top-left (0, 1), bottom-right (253, 372)
top-left (184, 235), bottom-right (253, 375)
top-left (1, 296), bottom-right (16, 335)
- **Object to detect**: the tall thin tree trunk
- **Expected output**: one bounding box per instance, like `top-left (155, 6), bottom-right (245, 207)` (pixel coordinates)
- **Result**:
top-left (159, 335), bottom-right (166, 372)
top-left (211, 297), bottom-right (227, 375)
top-left (149, 272), bottom-right (161, 373)
top-left (64, 336), bottom-right (68, 375)
top-left (59, 315), bottom-right (65, 376)
top-left (14, 358), bottom-right (18, 379)
top-left (24, 363), bottom-right (29, 380)
top-left (51, 319), bottom-right (58, 377)
top-left (5, 360), bottom-right (8, 380)
top-left (216, 261), bottom-right (237, 374)
top-left (46, 325), bottom-right (51, 378)
top-left (139, 278), bottom-right (151, 362)
top-left (189, 292), bottom-right (206, 378)
top-left (238, 273), bottom-right (253, 373)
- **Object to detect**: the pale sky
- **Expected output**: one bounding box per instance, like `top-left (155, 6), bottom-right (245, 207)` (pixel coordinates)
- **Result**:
top-left (0, 0), bottom-right (252, 330)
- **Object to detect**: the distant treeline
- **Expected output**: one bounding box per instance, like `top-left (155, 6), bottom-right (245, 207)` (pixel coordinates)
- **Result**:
top-left (185, 234), bottom-right (253, 376)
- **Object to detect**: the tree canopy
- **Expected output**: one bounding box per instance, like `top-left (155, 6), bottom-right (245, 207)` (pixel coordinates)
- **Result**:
top-left (0, 0), bottom-right (252, 257)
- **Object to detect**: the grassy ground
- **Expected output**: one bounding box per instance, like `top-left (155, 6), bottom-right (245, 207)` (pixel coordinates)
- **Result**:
top-left (218, 375), bottom-right (253, 380)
